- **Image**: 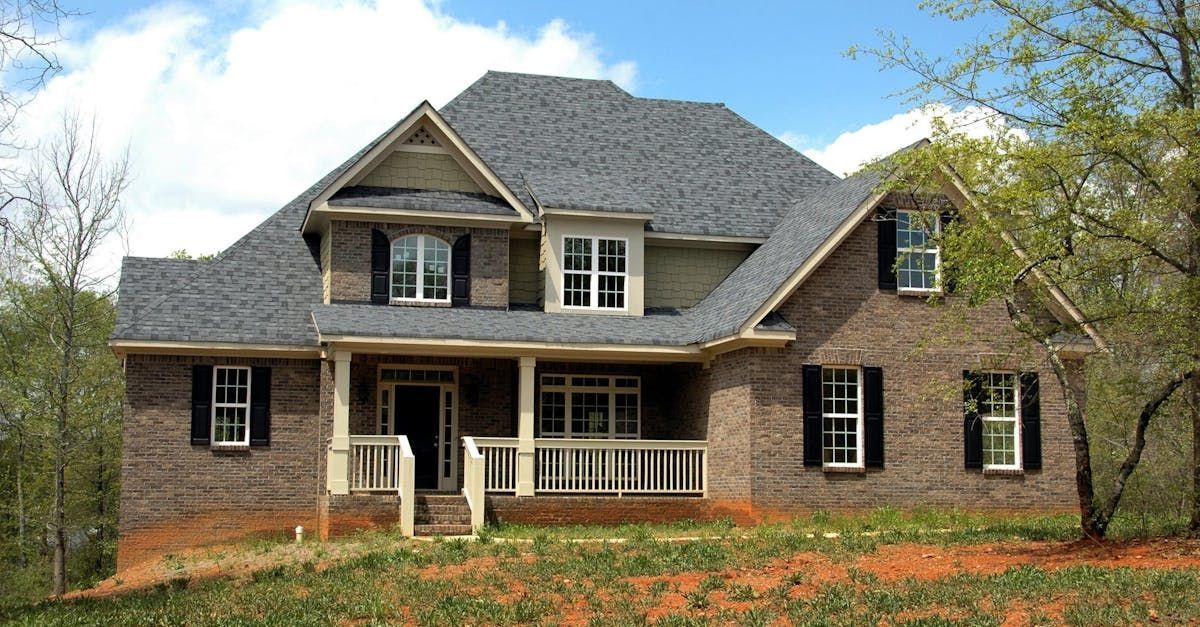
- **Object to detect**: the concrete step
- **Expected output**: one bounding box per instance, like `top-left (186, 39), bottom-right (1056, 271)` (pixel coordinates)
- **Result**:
top-left (414, 523), bottom-right (474, 537)
top-left (414, 513), bottom-right (473, 525)
top-left (414, 504), bottom-right (471, 515)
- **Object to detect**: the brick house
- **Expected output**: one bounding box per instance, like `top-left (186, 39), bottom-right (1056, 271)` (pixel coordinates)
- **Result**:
top-left (111, 71), bottom-right (1094, 569)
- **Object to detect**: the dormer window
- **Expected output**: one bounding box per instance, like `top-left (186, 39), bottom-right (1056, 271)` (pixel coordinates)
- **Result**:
top-left (391, 234), bottom-right (450, 302)
top-left (562, 236), bottom-right (627, 310)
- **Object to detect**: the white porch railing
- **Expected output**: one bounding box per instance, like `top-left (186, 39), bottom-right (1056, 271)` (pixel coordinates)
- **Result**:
top-left (461, 437), bottom-right (486, 532)
top-left (467, 437), bottom-right (707, 496)
top-left (473, 437), bottom-right (520, 493)
top-left (349, 435), bottom-right (415, 536)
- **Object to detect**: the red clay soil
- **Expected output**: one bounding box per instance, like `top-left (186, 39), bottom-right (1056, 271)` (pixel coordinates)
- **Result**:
top-left (68, 535), bottom-right (1200, 625)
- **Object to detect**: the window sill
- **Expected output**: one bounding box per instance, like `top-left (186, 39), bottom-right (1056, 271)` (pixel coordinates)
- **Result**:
top-left (982, 467), bottom-right (1023, 476)
top-left (211, 444), bottom-right (250, 453)
top-left (896, 288), bottom-right (942, 298)
top-left (822, 465), bottom-right (866, 474)
top-left (389, 299), bottom-right (451, 308)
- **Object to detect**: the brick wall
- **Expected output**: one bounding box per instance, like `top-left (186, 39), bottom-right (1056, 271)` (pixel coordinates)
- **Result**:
top-left (644, 244), bottom-right (750, 308)
top-left (328, 220), bottom-right (508, 307)
top-left (358, 151), bottom-right (484, 193)
top-left (698, 216), bottom-right (1077, 515)
top-left (118, 355), bottom-right (323, 570)
top-left (487, 496), bottom-right (752, 526)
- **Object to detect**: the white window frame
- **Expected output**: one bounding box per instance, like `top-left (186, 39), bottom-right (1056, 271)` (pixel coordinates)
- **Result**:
top-left (560, 235), bottom-right (629, 311)
top-left (389, 234), bottom-right (451, 304)
top-left (538, 374), bottom-right (641, 439)
top-left (821, 366), bottom-right (864, 469)
top-left (211, 366), bottom-right (251, 447)
top-left (981, 371), bottom-right (1022, 471)
top-left (895, 209), bottom-right (941, 293)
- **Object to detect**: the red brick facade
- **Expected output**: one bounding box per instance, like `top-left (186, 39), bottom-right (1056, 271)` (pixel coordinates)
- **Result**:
top-left (117, 214), bottom-right (1080, 569)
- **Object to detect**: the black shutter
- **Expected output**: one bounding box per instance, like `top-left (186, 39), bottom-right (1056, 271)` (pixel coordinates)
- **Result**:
top-left (190, 365), bottom-right (213, 445)
top-left (452, 234), bottom-right (471, 307)
top-left (802, 365), bottom-right (823, 467)
top-left (963, 370), bottom-right (983, 468)
top-left (877, 216), bottom-right (897, 290)
top-left (1020, 372), bottom-right (1042, 470)
top-left (250, 367), bottom-right (271, 446)
top-left (371, 229), bottom-right (389, 304)
top-left (863, 366), bottom-right (884, 468)
top-left (940, 211), bottom-right (957, 293)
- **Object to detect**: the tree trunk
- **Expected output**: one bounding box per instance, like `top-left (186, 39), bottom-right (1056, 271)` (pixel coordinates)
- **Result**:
top-left (51, 290), bottom-right (77, 596)
top-left (1190, 375), bottom-right (1200, 537)
top-left (16, 433), bottom-right (26, 569)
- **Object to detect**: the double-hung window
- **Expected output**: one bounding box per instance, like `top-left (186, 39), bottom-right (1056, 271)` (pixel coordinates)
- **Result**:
top-left (822, 367), bottom-right (863, 468)
top-left (391, 234), bottom-right (450, 302)
top-left (981, 372), bottom-right (1021, 470)
top-left (212, 366), bottom-right (251, 446)
top-left (896, 210), bottom-right (940, 292)
top-left (562, 236), bottom-right (627, 310)
top-left (539, 375), bottom-right (640, 438)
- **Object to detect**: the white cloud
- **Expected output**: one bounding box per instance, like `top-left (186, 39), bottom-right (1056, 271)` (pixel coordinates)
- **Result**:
top-left (784, 104), bottom-right (1006, 177)
top-left (11, 0), bottom-right (636, 276)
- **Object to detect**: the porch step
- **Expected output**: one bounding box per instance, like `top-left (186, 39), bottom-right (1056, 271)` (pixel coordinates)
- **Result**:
top-left (414, 523), bottom-right (474, 537)
top-left (412, 493), bottom-right (472, 532)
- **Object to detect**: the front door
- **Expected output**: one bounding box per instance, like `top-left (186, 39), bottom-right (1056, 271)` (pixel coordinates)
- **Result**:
top-left (393, 385), bottom-right (441, 490)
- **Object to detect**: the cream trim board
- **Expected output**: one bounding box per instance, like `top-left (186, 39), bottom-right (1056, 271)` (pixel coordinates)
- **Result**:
top-left (541, 206), bottom-right (654, 221)
top-left (644, 231), bottom-right (766, 247)
top-left (109, 339), bottom-right (322, 358)
top-left (323, 336), bottom-right (707, 363)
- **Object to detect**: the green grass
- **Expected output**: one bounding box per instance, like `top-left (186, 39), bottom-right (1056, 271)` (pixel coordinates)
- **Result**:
top-left (1, 509), bottom-right (1195, 626)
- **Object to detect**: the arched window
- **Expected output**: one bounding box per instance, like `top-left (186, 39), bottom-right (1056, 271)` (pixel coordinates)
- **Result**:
top-left (390, 235), bottom-right (450, 302)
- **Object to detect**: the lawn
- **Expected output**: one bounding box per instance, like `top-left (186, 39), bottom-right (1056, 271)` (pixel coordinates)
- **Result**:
top-left (3, 509), bottom-right (1199, 626)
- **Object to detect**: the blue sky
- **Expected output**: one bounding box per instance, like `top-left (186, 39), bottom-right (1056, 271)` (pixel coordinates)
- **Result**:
top-left (20, 0), bottom-right (998, 270)
top-left (74, 0), bottom-right (989, 147)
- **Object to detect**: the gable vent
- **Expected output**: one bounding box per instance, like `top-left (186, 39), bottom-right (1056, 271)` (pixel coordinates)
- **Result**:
top-left (403, 126), bottom-right (440, 147)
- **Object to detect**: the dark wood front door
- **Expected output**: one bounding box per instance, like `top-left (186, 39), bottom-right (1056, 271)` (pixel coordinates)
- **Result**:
top-left (393, 385), bottom-right (441, 490)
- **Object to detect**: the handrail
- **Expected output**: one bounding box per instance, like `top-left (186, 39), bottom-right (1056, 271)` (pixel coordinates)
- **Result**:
top-left (533, 438), bottom-right (707, 450)
top-left (461, 436), bottom-right (485, 533)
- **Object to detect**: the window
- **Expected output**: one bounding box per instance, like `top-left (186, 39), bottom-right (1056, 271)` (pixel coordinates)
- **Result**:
top-left (981, 372), bottom-right (1021, 470)
top-left (562, 236), bottom-right (627, 310)
top-left (896, 210), bottom-right (940, 291)
top-left (539, 375), bottom-right (640, 438)
top-left (390, 235), bottom-right (449, 302)
top-left (822, 367), bottom-right (862, 467)
top-left (212, 366), bottom-right (251, 446)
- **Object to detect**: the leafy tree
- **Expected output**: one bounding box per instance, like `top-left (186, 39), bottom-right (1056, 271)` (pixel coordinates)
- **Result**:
top-left (861, 0), bottom-right (1200, 536)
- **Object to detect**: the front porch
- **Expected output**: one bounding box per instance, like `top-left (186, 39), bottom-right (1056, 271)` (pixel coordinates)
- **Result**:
top-left (326, 353), bottom-right (711, 535)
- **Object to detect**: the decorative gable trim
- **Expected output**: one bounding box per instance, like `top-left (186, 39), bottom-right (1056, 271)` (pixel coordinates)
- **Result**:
top-left (301, 102), bottom-right (534, 234)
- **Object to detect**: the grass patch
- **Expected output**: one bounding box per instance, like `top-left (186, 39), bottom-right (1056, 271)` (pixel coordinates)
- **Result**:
top-left (2, 510), bottom-right (1196, 625)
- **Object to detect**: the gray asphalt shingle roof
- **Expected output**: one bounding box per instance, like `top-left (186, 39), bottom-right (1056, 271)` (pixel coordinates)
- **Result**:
top-left (440, 72), bottom-right (839, 237)
top-left (113, 71), bottom-right (889, 350)
top-left (329, 186), bottom-right (516, 216)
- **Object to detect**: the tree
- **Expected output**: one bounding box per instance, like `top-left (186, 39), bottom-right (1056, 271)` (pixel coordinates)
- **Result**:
top-left (0, 1), bottom-right (74, 227)
top-left (861, 0), bottom-right (1200, 537)
top-left (4, 112), bottom-right (127, 594)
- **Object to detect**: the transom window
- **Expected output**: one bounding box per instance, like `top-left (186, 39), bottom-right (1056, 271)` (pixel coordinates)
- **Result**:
top-left (539, 374), bottom-right (640, 438)
top-left (981, 372), bottom-right (1021, 470)
top-left (896, 210), bottom-right (940, 292)
top-left (562, 236), bottom-right (627, 310)
top-left (212, 366), bottom-right (251, 446)
top-left (822, 367), bottom-right (863, 467)
top-left (390, 235), bottom-right (449, 302)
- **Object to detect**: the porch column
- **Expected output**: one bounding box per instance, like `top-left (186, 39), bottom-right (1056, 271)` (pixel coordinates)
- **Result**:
top-left (327, 350), bottom-right (352, 495)
top-left (516, 356), bottom-right (536, 496)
